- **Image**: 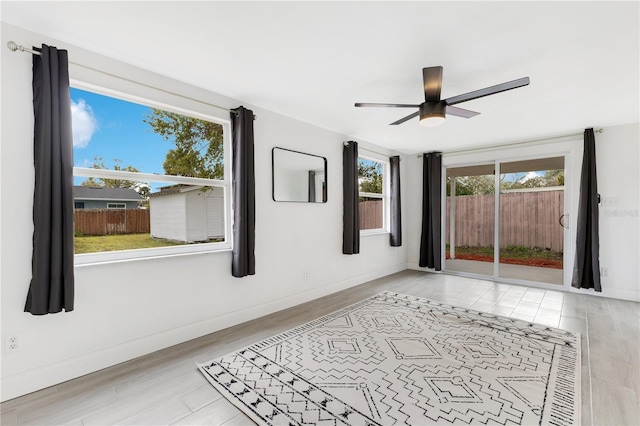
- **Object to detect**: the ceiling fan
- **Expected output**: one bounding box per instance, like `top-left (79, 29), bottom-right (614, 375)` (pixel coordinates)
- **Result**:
top-left (355, 66), bottom-right (530, 127)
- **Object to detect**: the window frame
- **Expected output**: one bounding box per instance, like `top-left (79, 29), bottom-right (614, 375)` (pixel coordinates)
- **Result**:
top-left (71, 83), bottom-right (233, 267)
top-left (357, 153), bottom-right (390, 235)
top-left (107, 203), bottom-right (126, 210)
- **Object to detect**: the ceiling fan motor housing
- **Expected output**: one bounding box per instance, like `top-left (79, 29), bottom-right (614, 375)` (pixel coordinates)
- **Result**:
top-left (420, 101), bottom-right (446, 121)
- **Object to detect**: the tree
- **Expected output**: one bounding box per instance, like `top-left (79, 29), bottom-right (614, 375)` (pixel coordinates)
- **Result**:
top-left (447, 169), bottom-right (565, 196)
top-left (358, 159), bottom-right (383, 194)
top-left (81, 157), bottom-right (150, 198)
top-left (539, 169), bottom-right (564, 186)
top-left (448, 175), bottom-right (495, 196)
top-left (501, 169), bottom-right (565, 190)
top-left (144, 109), bottom-right (224, 179)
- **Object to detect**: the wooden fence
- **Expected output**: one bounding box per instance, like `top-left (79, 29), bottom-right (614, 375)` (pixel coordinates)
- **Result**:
top-left (75, 209), bottom-right (150, 236)
top-left (360, 200), bottom-right (383, 230)
top-left (446, 190), bottom-right (564, 252)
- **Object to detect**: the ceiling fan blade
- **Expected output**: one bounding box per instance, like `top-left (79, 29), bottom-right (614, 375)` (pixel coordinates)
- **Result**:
top-left (444, 77), bottom-right (530, 106)
top-left (390, 110), bottom-right (419, 125)
top-left (446, 105), bottom-right (480, 118)
top-left (355, 103), bottom-right (420, 108)
top-left (423, 66), bottom-right (443, 102)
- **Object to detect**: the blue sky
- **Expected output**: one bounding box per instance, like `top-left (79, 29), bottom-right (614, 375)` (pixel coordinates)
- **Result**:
top-left (71, 88), bottom-right (171, 180)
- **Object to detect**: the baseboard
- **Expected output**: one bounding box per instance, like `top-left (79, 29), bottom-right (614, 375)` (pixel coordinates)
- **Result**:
top-left (569, 286), bottom-right (640, 302)
top-left (0, 262), bottom-right (407, 402)
top-left (407, 262), bottom-right (439, 272)
top-left (408, 262), bottom-right (639, 302)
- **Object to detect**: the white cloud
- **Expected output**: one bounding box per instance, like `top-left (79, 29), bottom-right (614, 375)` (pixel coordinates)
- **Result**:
top-left (74, 158), bottom-right (93, 168)
top-left (520, 171), bottom-right (540, 182)
top-left (71, 99), bottom-right (97, 148)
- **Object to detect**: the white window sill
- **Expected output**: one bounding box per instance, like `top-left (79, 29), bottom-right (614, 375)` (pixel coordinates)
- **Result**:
top-left (361, 229), bottom-right (389, 237)
top-left (74, 243), bottom-right (231, 267)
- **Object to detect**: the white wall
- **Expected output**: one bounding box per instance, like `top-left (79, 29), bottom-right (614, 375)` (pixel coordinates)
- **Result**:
top-left (405, 125), bottom-right (640, 302)
top-left (0, 23), bottom-right (408, 401)
top-left (595, 123), bottom-right (640, 301)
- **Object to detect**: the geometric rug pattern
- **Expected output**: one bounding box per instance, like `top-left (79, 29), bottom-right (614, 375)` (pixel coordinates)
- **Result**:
top-left (198, 291), bottom-right (580, 425)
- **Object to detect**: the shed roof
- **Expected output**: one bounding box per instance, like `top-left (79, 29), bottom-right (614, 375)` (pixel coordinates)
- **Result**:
top-left (73, 186), bottom-right (144, 201)
top-left (149, 185), bottom-right (205, 198)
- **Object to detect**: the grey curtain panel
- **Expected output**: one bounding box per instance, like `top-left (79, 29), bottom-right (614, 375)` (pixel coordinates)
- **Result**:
top-left (572, 128), bottom-right (601, 291)
top-left (308, 170), bottom-right (316, 202)
top-left (419, 152), bottom-right (442, 270)
top-left (230, 107), bottom-right (256, 277)
top-left (342, 141), bottom-right (360, 254)
top-left (389, 155), bottom-right (402, 247)
top-left (25, 44), bottom-right (75, 315)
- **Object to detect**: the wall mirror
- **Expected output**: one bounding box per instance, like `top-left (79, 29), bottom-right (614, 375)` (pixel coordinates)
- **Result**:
top-left (272, 147), bottom-right (327, 203)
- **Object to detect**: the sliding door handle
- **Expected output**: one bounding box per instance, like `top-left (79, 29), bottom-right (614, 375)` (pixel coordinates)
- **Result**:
top-left (559, 214), bottom-right (569, 228)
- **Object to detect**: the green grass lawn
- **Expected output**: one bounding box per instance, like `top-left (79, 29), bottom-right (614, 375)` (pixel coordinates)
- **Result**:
top-left (75, 233), bottom-right (183, 254)
top-left (445, 245), bottom-right (563, 268)
top-left (447, 245), bottom-right (562, 261)
top-left (499, 245), bottom-right (563, 262)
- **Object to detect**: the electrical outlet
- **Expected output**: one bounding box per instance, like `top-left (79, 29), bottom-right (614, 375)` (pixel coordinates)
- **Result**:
top-left (600, 267), bottom-right (609, 277)
top-left (303, 270), bottom-right (310, 281)
top-left (5, 334), bottom-right (20, 353)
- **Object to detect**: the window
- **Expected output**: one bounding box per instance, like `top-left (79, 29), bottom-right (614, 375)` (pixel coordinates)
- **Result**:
top-left (71, 86), bottom-right (231, 265)
top-left (358, 155), bottom-right (389, 233)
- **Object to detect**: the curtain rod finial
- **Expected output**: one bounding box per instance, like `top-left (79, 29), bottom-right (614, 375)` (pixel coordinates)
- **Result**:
top-left (7, 41), bottom-right (19, 52)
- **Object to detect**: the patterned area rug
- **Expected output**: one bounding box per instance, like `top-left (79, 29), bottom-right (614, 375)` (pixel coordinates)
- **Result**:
top-left (198, 291), bottom-right (580, 425)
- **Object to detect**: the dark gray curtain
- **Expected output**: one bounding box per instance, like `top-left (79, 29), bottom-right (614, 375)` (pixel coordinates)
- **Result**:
top-left (231, 107), bottom-right (255, 277)
top-left (572, 128), bottom-right (601, 291)
top-left (25, 44), bottom-right (75, 315)
top-left (389, 155), bottom-right (402, 247)
top-left (419, 152), bottom-right (442, 270)
top-left (343, 141), bottom-right (359, 254)
top-left (308, 170), bottom-right (316, 202)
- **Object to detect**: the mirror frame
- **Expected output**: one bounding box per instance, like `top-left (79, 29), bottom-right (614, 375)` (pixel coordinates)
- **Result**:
top-left (272, 147), bottom-right (327, 203)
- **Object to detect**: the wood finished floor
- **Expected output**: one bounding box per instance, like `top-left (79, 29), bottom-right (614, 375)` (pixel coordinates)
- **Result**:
top-left (1, 270), bottom-right (639, 425)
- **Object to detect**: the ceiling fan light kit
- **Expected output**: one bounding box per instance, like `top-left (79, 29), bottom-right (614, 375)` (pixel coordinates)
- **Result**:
top-left (355, 66), bottom-right (530, 127)
top-left (419, 102), bottom-right (446, 127)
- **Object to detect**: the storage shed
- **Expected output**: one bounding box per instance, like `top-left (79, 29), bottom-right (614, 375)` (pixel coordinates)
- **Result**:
top-left (149, 185), bottom-right (224, 243)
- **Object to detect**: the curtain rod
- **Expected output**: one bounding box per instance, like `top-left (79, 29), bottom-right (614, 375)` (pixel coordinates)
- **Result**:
top-left (416, 128), bottom-right (604, 158)
top-left (6, 41), bottom-right (247, 117)
top-left (7, 41), bottom-right (40, 55)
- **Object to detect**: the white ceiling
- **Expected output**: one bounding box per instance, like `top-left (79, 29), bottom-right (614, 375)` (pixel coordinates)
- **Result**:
top-left (2, 1), bottom-right (638, 154)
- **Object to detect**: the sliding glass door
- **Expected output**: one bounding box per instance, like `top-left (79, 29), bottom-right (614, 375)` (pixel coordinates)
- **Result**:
top-left (445, 156), bottom-right (566, 286)
top-left (445, 164), bottom-right (496, 276)
top-left (498, 157), bottom-right (565, 284)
